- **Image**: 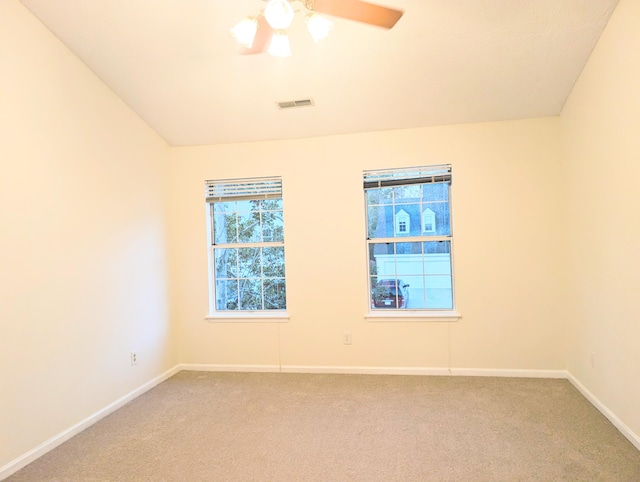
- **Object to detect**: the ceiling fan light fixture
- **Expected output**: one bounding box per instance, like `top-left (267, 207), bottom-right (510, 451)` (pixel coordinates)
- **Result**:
top-left (264, 0), bottom-right (295, 30)
top-left (233, 0), bottom-right (403, 56)
top-left (230, 17), bottom-right (258, 48)
top-left (268, 31), bottom-right (292, 57)
top-left (305, 13), bottom-right (333, 44)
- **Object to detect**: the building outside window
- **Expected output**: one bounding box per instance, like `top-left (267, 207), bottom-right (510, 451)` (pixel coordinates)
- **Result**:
top-left (206, 177), bottom-right (286, 314)
top-left (365, 165), bottom-right (454, 312)
top-left (395, 209), bottom-right (410, 235)
top-left (423, 207), bottom-right (436, 233)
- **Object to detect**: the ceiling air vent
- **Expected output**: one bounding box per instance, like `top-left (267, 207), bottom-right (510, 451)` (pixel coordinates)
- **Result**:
top-left (277, 98), bottom-right (314, 109)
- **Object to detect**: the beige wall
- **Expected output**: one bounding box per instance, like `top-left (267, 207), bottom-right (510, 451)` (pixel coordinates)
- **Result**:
top-left (168, 118), bottom-right (565, 372)
top-left (561, 0), bottom-right (640, 441)
top-left (0, 0), bottom-right (176, 469)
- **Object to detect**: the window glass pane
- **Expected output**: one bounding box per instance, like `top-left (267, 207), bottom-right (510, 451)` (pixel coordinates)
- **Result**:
top-left (397, 276), bottom-right (419, 309)
top-left (396, 242), bottom-right (423, 276)
top-left (424, 240), bottom-right (450, 254)
top-left (423, 241), bottom-right (451, 275)
top-left (239, 279), bottom-right (262, 310)
top-left (215, 248), bottom-right (237, 278)
top-left (261, 211), bottom-right (284, 242)
top-left (237, 211), bottom-right (260, 243)
top-left (371, 276), bottom-right (399, 309)
top-left (368, 205), bottom-right (394, 238)
top-left (393, 185), bottom-right (420, 202)
top-left (260, 198), bottom-right (283, 210)
top-left (235, 200), bottom-right (255, 212)
top-left (422, 182), bottom-right (449, 203)
top-left (214, 212), bottom-right (237, 244)
top-left (370, 276), bottom-right (413, 309)
top-left (264, 279), bottom-right (286, 310)
top-left (366, 188), bottom-right (393, 206)
top-left (369, 242), bottom-right (394, 278)
top-left (213, 201), bottom-right (237, 214)
top-left (262, 247), bottom-right (285, 278)
top-left (421, 202), bottom-right (450, 236)
top-left (216, 280), bottom-right (238, 310)
top-left (408, 281), bottom-right (427, 309)
top-left (425, 276), bottom-right (453, 309)
top-left (369, 243), bottom-right (387, 275)
top-left (237, 247), bottom-right (261, 278)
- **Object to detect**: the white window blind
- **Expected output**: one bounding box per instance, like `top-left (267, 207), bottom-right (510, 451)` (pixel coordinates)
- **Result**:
top-left (363, 165), bottom-right (451, 189)
top-left (206, 176), bottom-right (282, 202)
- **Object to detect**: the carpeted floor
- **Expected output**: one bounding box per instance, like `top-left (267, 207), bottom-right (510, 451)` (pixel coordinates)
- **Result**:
top-left (7, 371), bottom-right (640, 481)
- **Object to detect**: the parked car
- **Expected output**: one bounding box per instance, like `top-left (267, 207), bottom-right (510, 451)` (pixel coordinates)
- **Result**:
top-left (371, 279), bottom-right (410, 308)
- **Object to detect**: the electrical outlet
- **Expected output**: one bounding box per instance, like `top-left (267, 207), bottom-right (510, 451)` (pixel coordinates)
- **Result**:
top-left (343, 332), bottom-right (352, 345)
top-left (130, 351), bottom-right (138, 366)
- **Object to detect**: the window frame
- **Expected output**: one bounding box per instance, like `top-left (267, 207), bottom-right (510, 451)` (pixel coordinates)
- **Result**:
top-left (205, 176), bottom-right (289, 322)
top-left (363, 165), bottom-right (460, 322)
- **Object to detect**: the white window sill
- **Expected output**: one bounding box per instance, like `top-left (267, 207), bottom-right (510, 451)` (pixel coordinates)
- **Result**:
top-left (365, 310), bottom-right (461, 322)
top-left (206, 312), bottom-right (290, 323)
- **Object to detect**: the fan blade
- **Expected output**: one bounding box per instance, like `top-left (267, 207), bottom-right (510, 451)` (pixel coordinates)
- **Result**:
top-left (241, 16), bottom-right (272, 55)
top-left (310, 0), bottom-right (403, 29)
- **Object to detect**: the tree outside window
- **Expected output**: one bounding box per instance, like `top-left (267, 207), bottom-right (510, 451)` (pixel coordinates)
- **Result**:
top-left (207, 178), bottom-right (286, 313)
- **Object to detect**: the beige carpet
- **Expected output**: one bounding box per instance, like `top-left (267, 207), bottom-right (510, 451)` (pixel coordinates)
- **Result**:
top-left (8, 372), bottom-right (640, 481)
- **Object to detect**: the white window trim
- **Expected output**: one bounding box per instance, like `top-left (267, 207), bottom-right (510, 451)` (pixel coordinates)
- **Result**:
top-left (365, 310), bottom-right (461, 322)
top-left (364, 165), bottom-right (458, 321)
top-left (206, 176), bottom-right (287, 318)
top-left (206, 311), bottom-right (289, 323)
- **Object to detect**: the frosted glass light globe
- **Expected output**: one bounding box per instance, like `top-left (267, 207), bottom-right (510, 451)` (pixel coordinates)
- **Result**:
top-left (268, 31), bottom-right (292, 57)
top-left (230, 17), bottom-right (258, 48)
top-left (264, 0), bottom-right (294, 30)
top-left (305, 13), bottom-right (333, 43)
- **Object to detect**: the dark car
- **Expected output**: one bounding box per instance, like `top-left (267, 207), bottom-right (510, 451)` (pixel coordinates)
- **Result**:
top-left (371, 279), bottom-right (410, 309)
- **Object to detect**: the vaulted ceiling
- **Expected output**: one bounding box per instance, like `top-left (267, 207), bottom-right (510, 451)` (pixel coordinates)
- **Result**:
top-left (20, 0), bottom-right (619, 146)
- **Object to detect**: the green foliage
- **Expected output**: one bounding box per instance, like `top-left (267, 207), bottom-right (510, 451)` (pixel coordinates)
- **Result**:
top-left (214, 199), bottom-right (286, 311)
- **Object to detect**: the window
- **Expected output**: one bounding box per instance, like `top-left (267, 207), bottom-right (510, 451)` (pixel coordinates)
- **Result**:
top-left (206, 177), bottom-right (286, 316)
top-left (365, 165), bottom-right (455, 315)
top-left (423, 208), bottom-right (436, 233)
top-left (395, 209), bottom-right (410, 235)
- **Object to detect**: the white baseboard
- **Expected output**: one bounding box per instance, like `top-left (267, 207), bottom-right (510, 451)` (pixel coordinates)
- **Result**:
top-left (283, 366), bottom-right (567, 378)
top-left (288, 365), bottom-right (567, 378)
top-left (281, 365), bottom-right (451, 375)
top-left (179, 363), bottom-right (566, 379)
top-left (179, 364), bottom-right (451, 376)
top-left (0, 365), bottom-right (181, 481)
top-left (566, 372), bottom-right (640, 452)
top-left (281, 366), bottom-right (568, 377)
top-left (449, 368), bottom-right (567, 379)
top-left (179, 363), bottom-right (281, 373)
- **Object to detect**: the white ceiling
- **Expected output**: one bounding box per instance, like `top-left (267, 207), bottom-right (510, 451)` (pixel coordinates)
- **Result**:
top-left (20, 0), bottom-right (619, 146)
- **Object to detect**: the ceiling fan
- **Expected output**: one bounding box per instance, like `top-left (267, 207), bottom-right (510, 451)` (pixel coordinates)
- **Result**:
top-left (231, 0), bottom-right (404, 57)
